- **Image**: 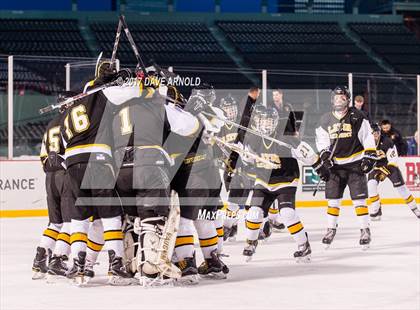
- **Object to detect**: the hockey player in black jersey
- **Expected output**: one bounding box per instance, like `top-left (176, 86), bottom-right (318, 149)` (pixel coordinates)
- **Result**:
top-left (61, 64), bottom-right (133, 286)
top-left (32, 111), bottom-right (71, 280)
top-left (315, 86), bottom-right (377, 250)
top-left (219, 94), bottom-right (259, 242)
top-left (108, 76), bottom-right (203, 285)
top-left (240, 104), bottom-right (320, 262)
top-left (167, 86), bottom-right (229, 283)
top-left (368, 124), bottom-right (420, 220)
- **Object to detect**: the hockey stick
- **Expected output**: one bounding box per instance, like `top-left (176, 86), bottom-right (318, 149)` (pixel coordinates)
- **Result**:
top-left (312, 118), bottom-right (346, 196)
top-left (210, 135), bottom-right (281, 169)
top-left (119, 15), bottom-right (148, 76)
top-left (201, 111), bottom-right (294, 150)
top-left (39, 77), bottom-right (126, 114)
top-left (110, 18), bottom-right (123, 70)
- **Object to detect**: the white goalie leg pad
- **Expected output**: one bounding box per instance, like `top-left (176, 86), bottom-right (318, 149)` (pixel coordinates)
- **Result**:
top-left (135, 205), bottom-right (182, 279)
top-left (122, 216), bottom-right (138, 274)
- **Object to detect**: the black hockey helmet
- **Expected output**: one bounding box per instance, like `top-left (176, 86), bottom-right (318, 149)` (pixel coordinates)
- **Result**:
top-left (251, 103), bottom-right (279, 136)
top-left (371, 123), bottom-right (381, 133)
top-left (219, 94), bottom-right (238, 122)
top-left (192, 83), bottom-right (216, 106)
top-left (331, 86), bottom-right (351, 112)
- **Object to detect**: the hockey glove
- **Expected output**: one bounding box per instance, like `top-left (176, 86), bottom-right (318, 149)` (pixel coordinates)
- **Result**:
top-left (185, 95), bottom-right (207, 116)
top-left (319, 149), bottom-right (333, 167)
top-left (361, 150), bottom-right (377, 174)
top-left (373, 166), bottom-right (391, 182)
top-left (312, 157), bottom-right (331, 182)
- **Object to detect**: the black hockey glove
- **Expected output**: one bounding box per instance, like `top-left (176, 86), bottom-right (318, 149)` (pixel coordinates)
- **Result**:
top-left (361, 150), bottom-right (377, 174)
top-left (319, 149), bottom-right (333, 166)
top-left (372, 165), bottom-right (391, 182)
top-left (312, 157), bottom-right (331, 182)
top-left (184, 94), bottom-right (207, 116)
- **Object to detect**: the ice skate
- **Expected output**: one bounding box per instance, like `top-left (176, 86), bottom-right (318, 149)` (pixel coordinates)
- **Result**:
top-left (175, 256), bottom-right (199, 285)
top-left (32, 247), bottom-right (49, 280)
top-left (84, 259), bottom-right (96, 279)
top-left (243, 239), bottom-right (258, 262)
top-left (46, 255), bottom-right (68, 283)
top-left (258, 221), bottom-right (272, 241)
top-left (359, 228), bottom-right (371, 250)
top-left (67, 251), bottom-right (90, 286)
top-left (269, 219), bottom-right (285, 231)
top-left (223, 224), bottom-right (238, 242)
top-left (198, 250), bottom-right (229, 279)
top-left (370, 207), bottom-right (382, 221)
top-left (322, 228), bottom-right (337, 249)
top-left (294, 237), bottom-right (312, 263)
top-left (67, 251), bottom-right (89, 286)
top-left (107, 250), bottom-right (135, 286)
top-left (410, 207), bottom-right (420, 219)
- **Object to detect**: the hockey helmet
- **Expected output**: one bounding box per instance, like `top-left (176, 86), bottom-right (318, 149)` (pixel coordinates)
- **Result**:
top-left (371, 123), bottom-right (381, 141)
top-left (331, 86), bottom-right (351, 112)
top-left (219, 94), bottom-right (238, 122)
top-left (192, 83), bottom-right (216, 106)
top-left (251, 104), bottom-right (279, 136)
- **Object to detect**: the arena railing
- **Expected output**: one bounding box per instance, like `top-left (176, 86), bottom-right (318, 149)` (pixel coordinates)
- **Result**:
top-left (1, 55), bottom-right (419, 159)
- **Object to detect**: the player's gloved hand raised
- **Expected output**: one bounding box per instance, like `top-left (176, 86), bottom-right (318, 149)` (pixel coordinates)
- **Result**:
top-left (361, 150), bottom-right (377, 174)
top-left (184, 94), bottom-right (207, 116)
top-left (312, 157), bottom-right (331, 182)
top-left (373, 165), bottom-right (390, 182)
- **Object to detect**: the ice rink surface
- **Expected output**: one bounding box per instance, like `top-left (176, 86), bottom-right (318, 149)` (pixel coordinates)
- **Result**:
top-left (1, 205), bottom-right (419, 310)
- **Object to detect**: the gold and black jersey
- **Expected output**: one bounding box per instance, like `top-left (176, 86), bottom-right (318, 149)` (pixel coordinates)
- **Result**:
top-left (376, 134), bottom-right (398, 167)
top-left (60, 91), bottom-right (113, 168)
top-left (112, 96), bottom-right (175, 166)
top-left (315, 107), bottom-right (376, 166)
top-left (40, 114), bottom-right (65, 172)
top-left (166, 128), bottom-right (213, 176)
top-left (247, 132), bottom-right (300, 191)
top-left (218, 124), bottom-right (238, 145)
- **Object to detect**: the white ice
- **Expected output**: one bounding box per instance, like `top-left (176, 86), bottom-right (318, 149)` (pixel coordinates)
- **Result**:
top-left (1, 205), bottom-right (419, 310)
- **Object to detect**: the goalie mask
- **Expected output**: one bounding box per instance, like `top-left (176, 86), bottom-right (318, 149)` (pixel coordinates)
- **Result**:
top-left (331, 86), bottom-right (351, 112)
top-left (252, 104), bottom-right (279, 136)
top-left (219, 95), bottom-right (238, 122)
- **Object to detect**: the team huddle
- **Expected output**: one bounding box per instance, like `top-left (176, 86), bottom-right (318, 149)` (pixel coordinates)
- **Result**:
top-left (31, 58), bottom-right (420, 287)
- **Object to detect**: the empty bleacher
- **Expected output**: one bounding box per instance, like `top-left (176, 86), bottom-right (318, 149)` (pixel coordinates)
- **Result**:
top-left (0, 19), bottom-right (91, 93)
top-left (90, 21), bottom-right (252, 89)
top-left (349, 22), bottom-right (420, 74)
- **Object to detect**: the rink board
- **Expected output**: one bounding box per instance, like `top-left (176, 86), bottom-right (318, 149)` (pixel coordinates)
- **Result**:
top-left (0, 157), bottom-right (419, 217)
